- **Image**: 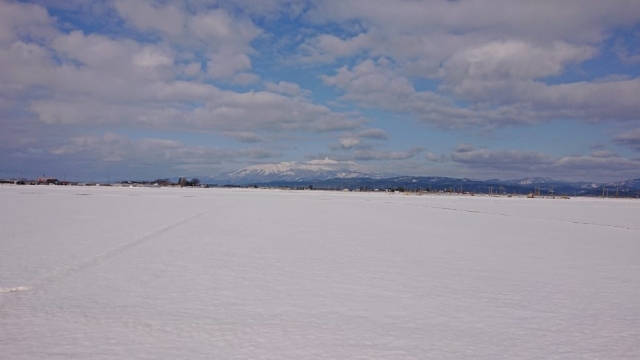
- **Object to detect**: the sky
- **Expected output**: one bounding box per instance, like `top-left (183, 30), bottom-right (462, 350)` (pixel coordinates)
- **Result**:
top-left (2, 0), bottom-right (640, 182)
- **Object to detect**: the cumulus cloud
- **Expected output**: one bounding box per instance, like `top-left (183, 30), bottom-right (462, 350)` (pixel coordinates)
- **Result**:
top-left (308, 0), bottom-right (640, 43)
top-left (425, 152), bottom-right (448, 163)
top-left (451, 146), bottom-right (556, 170)
top-left (589, 150), bottom-right (619, 159)
top-left (331, 128), bottom-right (389, 150)
top-left (207, 51), bottom-right (252, 79)
top-left (455, 144), bottom-right (475, 153)
top-left (309, 1), bottom-right (640, 128)
top-left (614, 37), bottom-right (640, 63)
top-left (28, 88), bottom-right (366, 133)
top-left (191, 90), bottom-right (366, 132)
top-left (3, 0), bottom-right (640, 181)
top-left (357, 128), bottom-right (388, 140)
top-left (182, 62), bottom-right (202, 77)
top-left (306, 157), bottom-right (359, 168)
top-left (298, 0), bottom-right (639, 85)
top-left (354, 147), bottom-right (424, 161)
top-left (47, 132), bottom-right (279, 176)
top-left (321, 58), bottom-right (524, 128)
top-left (0, 2), bottom-right (55, 45)
top-left (447, 145), bottom-right (640, 180)
top-left (298, 32), bottom-right (372, 63)
top-left (111, 1), bottom-right (266, 83)
top-left (112, 1), bottom-right (186, 37)
top-left (321, 58), bottom-right (414, 99)
top-left (232, 72), bottom-right (261, 85)
top-left (334, 136), bottom-right (362, 150)
top-left (440, 40), bottom-right (596, 101)
top-left (219, 131), bottom-right (262, 143)
top-left (614, 129), bottom-right (640, 151)
top-left (0, 2), bottom-right (366, 137)
top-left (322, 56), bottom-right (640, 129)
top-left (265, 81), bottom-right (311, 97)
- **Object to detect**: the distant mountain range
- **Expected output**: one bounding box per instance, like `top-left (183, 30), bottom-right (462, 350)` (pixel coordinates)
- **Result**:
top-left (210, 161), bottom-right (389, 184)
top-left (206, 162), bottom-right (640, 196)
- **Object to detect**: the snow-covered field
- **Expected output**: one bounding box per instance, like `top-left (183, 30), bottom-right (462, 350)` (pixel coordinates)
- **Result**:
top-left (1, 185), bottom-right (639, 359)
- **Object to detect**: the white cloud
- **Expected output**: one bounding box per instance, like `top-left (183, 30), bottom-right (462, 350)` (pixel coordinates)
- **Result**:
top-left (49, 132), bottom-right (279, 166)
top-left (321, 58), bottom-right (524, 128)
top-left (0, 4), bottom-right (366, 137)
top-left (132, 46), bottom-right (174, 69)
top-left (114, 0), bottom-right (262, 80)
top-left (265, 81), bottom-right (311, 97)
top-left (113, 1), bottom-right (186, 37)
top-left (305, 157), bottom-right (358, 168)
top-left (447, 145), bottom-right (640, 180)
top-left (331, 128), bottom-right (389, 150)
top-left (425, 152), bottom-right (448, 163)
top-left (322, 57), bottom-right (640, 129)
top-left (455, 144), bottom-right (476, 153)
top-left (0, 1), bottom-right (55, 45)
top-left (29, 88), bottom-right (366, 134)
top-left (294, 0), bottom-right (637, 83)
top-left (308, 0), bottom-right (640, 44)
top-left (357, 128), bottom-right (388, 140)
top-left (614, 37), bottom-right (640, 63)
top-left (321, 58), bottom-right (414, 98)
top-left (4, 0), bottom-right (640, 181)
top-left (354, 147), bottom-right (424, 161)
top-left (219, 131), bottom-right (262, 143)
top-left (451, 146), bottom-right (556, 170)
top-left (336, 136), bottom-right (362, 150)
top-left (207, 52), bottom-right (252, 79)
top-left (305, 0), bottom-right (640, 129)
top-left (614, 129), bottom-right (640, 151)
top-left (298, 32), bottom-right (372, 63)
top-left (590, 150), bottom-right (619, 159)
top-left (232, 72), bottom-right (261, 85)
top-left (183, 62), bottom-right (202, 77)
top-left (440, 40), bottom-right (596, 100)
top-left (193, 90), bottom-right (366, 133)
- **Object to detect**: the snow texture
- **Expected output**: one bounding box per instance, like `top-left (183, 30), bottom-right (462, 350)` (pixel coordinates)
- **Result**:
top-left (1, 186), bottom-right (639, 359)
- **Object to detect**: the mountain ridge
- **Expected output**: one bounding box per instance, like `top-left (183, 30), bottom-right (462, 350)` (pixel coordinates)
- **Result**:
top-left (205, 162), bottom-right (640, 196)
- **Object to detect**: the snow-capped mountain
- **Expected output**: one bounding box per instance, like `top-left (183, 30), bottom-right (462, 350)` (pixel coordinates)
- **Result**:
top-left (211, 160), bottom-right (385, 184)
top-left (607, 178), bottom-right (640, 188)
top-left (205, 162), bottom-right (640, 195)
top-left (497, 177), bottom-right (601, 189)
top-left (510, 177), bottom-right (557, 185)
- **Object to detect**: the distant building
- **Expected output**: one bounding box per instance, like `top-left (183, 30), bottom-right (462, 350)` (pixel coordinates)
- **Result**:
top-left (38, 177), bottom-right (59, 185)
top-left (0, 179), bottom-right (26, 185)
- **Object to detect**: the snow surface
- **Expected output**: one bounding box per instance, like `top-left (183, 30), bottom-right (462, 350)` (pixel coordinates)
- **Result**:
top-left (1, 186), bottom-right (639, 359)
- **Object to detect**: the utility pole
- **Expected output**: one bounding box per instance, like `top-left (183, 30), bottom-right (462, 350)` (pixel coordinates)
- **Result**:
top-left (602, 186), bottom-right (606, 198)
